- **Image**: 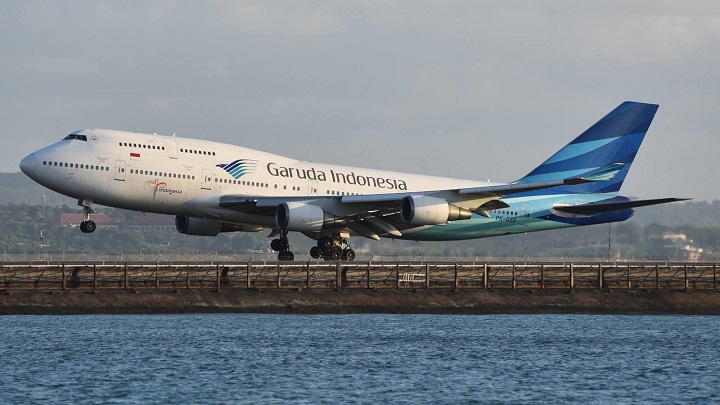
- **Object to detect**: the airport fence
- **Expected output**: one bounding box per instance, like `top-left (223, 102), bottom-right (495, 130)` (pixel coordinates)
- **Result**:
top-left (1, 261), bottom-right (718, 291)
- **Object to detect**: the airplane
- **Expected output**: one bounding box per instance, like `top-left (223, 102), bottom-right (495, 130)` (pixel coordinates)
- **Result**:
top-left (19, 101), bottom-right (687, 261)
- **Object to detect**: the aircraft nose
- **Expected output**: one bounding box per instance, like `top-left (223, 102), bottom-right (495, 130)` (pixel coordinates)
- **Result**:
top-left (20, 153), bottom-right (36, 178)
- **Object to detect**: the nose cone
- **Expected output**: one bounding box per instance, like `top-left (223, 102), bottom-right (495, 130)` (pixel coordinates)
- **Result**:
top-left (20, 153), bottom-right (36, 178)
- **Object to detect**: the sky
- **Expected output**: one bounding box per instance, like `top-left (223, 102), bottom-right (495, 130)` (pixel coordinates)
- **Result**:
top-left (1, 1), bottom-right (719, 201)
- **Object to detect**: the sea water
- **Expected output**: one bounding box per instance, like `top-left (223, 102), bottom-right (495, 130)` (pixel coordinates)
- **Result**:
top-left (1, 314), bottom-right (719, 404)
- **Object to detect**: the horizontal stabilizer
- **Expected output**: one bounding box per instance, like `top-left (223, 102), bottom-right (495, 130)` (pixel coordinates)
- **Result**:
top-left (553, 197), bottom-right (690, 216)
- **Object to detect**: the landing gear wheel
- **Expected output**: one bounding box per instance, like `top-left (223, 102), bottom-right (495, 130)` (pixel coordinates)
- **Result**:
top-left (278, 251), bottom-right (294, 261)
top-left (330, 249), bottom-right (341, 261)
top-left (310, 246), bottom-right (320, 259)
top-left (318, 236), bottom-right (333, 249)
top-left (342, 249), bottom-right (355, 261)
top-left (84, 220), bottom-right (96, 233)
top-left (271, 239), bottom-right (283, 251)
top-left (80, 220), bottom-right (96, 234)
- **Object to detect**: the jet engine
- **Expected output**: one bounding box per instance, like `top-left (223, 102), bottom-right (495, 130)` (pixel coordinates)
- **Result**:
top-left (175, 216), bottom-right (260, 236)
top-left (275, 202), bottom-right (340, 232)
top-left (400, 196), bottom-right (472, 226)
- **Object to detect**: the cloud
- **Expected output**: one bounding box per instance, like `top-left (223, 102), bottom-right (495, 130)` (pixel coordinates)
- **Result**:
top-left (568, 12), bottom-right (720, 65)
top-left (220, 1), bottom-right (345, 37)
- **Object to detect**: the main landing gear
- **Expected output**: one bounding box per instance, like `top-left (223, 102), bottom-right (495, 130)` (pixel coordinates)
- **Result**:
top-left (310, 235), bottom-right (355, 261)
top-left (270, 232), bottom-right (356, 261)
top-left (78, 200), bottom-right (96, 234)
top-left (270, 230), bottom-right (294, 261)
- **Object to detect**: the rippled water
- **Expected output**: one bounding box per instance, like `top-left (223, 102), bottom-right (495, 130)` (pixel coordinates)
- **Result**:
top-left (1, 314), bottom-right (719, 404)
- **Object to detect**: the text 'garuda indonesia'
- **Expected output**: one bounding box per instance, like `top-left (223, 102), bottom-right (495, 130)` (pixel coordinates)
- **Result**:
top-left (266, 162), bottom-right (408, 190)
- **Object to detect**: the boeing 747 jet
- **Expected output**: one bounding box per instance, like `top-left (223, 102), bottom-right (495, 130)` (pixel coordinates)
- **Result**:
top-left (20, 101), bottom-right (686, 260)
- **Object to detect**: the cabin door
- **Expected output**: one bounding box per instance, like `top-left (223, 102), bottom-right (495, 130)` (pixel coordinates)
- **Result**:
top-left (114, 160), bottom-right (126, 181)
top-left (201, 169), bottom-right (212, 190)
top-left (519, 204), bottom-right (533, 225)
top-left (165, 137), bottom-right (179, 159)
top-left (307, 180), bottom-right (319, 195)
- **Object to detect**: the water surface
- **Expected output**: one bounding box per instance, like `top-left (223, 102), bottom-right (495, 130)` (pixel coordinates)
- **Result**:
top-left (1, 314), bottom-right (718, 403)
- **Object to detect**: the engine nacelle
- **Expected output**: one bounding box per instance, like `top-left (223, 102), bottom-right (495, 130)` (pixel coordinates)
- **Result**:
top-left (400, 196), bottom-right (472, 226)
top-left (276, 202), bottom-right (338, 232)
top-left (175, 216), bottom-right (260, 236)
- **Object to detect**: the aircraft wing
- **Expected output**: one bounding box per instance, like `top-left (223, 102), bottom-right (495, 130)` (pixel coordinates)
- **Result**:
top-left (458, 163), bottom-right (626, 197)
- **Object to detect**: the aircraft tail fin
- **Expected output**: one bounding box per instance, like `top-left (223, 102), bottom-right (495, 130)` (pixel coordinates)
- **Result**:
top-left (516, 101), bottom-right (659, 194)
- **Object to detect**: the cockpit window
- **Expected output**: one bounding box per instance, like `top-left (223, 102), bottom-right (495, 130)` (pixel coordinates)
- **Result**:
top-left (63, 134), bottom-right (88, 141)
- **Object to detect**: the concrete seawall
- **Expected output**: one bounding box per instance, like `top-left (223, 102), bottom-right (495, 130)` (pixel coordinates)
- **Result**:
top-left (3, 289), bottom-right (720, 315)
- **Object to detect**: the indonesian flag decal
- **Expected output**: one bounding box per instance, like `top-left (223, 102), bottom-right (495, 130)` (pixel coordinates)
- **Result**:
top-left (130, 152), bottom-right (141, 160)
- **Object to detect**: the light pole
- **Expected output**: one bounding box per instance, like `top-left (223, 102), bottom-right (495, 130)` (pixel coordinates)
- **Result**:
top-left (607, 223), bottom-right (612, 261)
top-left (39, 229), bottom-right (45, 255)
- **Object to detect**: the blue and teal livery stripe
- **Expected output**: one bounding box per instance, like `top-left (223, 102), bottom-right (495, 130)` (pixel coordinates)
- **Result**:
top-left (216, 159), bottom-right (258, 179)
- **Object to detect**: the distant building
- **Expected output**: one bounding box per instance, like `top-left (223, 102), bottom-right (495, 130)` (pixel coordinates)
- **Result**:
top-left (661, 232), bottom-right (703, 261)
top-left (662, 233), bottom-right (688, 243)
top-left (60, 213), bottom-right (117, 229)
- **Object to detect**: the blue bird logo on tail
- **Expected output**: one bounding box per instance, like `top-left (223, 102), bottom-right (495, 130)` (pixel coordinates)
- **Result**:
top-left (216, 159), bottom-right (258, 179)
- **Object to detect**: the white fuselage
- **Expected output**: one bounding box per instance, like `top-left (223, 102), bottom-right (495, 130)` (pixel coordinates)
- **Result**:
top-left (21, 129), bottom-right (493, 230)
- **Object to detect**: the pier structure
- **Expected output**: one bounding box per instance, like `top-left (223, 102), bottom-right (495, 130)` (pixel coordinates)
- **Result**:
top-left (1, 261), bottom-right (718, 292)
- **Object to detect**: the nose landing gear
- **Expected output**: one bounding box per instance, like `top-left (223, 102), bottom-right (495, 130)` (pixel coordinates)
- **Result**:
top-left (78, 200), bottom-right (96, 234)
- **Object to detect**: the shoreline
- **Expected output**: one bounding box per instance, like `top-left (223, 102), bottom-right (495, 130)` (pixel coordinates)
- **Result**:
top-left (3, 289), bottom-right (720, 315)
